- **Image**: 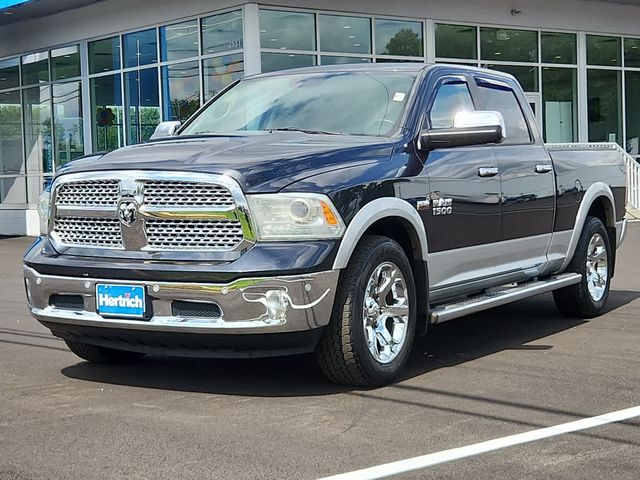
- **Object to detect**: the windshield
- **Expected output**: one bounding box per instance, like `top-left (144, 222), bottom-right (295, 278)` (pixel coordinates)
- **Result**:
top-left (181, 71), bottom-right (417, 137)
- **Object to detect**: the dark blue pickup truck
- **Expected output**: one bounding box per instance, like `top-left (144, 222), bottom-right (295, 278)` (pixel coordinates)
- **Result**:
top-left (24, 64), bottom-right (627, 386)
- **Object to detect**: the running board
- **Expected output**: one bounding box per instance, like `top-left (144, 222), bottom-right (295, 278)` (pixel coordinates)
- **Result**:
top-left (429, 273), bottom-right (582, 324)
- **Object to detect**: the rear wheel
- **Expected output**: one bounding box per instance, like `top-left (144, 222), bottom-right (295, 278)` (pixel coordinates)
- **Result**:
top-left (315, 235), bottom-right (416, 387)
top-left (65, 340), bottom-right (146, 364)
top-left (553, 216), bottom-right (612, 318)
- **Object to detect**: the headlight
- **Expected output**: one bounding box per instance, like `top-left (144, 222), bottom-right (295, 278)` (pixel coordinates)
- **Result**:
top-left (37, 187), bottom-right (51, 236)
top-left (247, 193), bottom-right (345, 240)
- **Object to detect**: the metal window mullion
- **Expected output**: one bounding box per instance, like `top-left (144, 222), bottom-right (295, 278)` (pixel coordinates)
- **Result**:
top-left (120, 33), bottom-right (128, 148)
top-left (79, 41), bottom-right (93, 155)
top-left (243, 3), bottom-right (262, 75)
top-left (425, 19), bottom-right (435, 64)
top-left (577, 32), bottom-right (589, 143)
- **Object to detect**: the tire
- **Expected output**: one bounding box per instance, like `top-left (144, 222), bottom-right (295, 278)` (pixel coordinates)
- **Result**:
top-left (315, 235), bottom-right (417, 387)
top-left (64, 340), bottom-right (146, 364)
top-left (553, 216), bottom-right (612, 318)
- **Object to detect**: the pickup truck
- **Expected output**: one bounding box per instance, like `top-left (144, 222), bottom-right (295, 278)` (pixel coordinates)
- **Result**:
top-left (24, 64), bottom-right (627, 386)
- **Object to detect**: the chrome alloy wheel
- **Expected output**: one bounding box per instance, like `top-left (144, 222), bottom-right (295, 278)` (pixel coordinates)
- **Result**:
top-left (362, 262), bottom-right (410, 364)
top-left (586, 233), bottom-right (608, 302)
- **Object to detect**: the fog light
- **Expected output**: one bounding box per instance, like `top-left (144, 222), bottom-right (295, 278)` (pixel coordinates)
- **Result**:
top-left (265, 290), bottom-right (288, 321)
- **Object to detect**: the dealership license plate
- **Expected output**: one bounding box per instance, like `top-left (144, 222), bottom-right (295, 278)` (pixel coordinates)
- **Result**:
top-left (96, 284), bottom-right (146, 318)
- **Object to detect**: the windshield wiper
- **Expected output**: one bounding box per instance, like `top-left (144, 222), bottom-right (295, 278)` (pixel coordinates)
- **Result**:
top-left (268, 127), bottom-right (342, 135)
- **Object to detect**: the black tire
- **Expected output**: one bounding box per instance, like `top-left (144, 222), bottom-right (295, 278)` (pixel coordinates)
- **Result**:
top-left (315, 235), bottom-right (417, 387)
top-left (64, 340), bottom-right (146, 364)
top-left (553, 216), bottom-right (612, 318)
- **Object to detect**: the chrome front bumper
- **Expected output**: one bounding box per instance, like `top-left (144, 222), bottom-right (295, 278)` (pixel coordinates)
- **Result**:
top-left (24, 266), bottom-right (339, 335)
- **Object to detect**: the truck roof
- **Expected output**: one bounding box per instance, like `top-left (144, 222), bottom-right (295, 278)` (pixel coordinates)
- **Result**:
top-left (247, 62), bottom-right (518, 84)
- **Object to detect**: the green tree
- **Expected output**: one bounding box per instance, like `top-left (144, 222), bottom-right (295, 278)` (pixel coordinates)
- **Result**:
top-left (385, 28), bottom-right (421, 57)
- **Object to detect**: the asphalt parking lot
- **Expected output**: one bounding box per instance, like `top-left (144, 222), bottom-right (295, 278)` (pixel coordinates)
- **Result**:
top-left (1, 227), bottom-right (640, 480)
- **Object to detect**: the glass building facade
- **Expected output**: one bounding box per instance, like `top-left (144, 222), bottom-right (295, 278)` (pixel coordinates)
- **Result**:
top-left (1, 2), bottom-right (640, 233)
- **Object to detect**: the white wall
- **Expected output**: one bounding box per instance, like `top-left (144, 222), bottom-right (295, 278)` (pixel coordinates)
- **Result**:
top-left (1, 0), bottom-right (640, 59)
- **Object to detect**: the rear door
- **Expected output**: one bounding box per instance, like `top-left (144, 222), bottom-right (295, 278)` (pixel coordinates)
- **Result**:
top-left (419, 75), bottom-right (503, 296)
top-left (473, 76), bottom-right (555, 271)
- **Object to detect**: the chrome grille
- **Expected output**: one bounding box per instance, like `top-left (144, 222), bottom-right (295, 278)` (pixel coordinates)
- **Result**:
top-left (56, 180), bottom-right (120, 207)
top-left (146, 219), bottom-right (244, 250)
top-left (142, 181), bottom-right (235, 208)
top-left (50, 172), bottom-right (252, 257)
top-left (53, 217), bottom-right (123, 248)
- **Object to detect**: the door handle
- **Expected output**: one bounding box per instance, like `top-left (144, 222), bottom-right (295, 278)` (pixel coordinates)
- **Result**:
top-left (477, 167), bottom-right (499, 178)
top-left (535, 164), bottom-right (553, 174)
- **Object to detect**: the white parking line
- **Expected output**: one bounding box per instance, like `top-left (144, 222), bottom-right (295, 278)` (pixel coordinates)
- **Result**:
top-left (319, 405), bottom-right (640, 480)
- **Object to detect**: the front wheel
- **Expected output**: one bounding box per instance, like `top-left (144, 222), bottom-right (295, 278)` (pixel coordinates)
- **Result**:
top-left (315, 235), bottom-right (416, 387)
top-left (553, 216), bottom-right (612, 318)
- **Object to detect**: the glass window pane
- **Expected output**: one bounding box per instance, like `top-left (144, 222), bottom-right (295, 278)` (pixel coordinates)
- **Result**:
top-left (161, 20), bottom-right (199, 62)
top-left (23, 86), bottom-right (53, 173)
top-left (123, 29), bottom-right (158, 68)
top-left (89, 37), bottom-right (121, 74)
top-left (587, 35), bottom-right (621, 66)
top-left (587, 69), bottom-right (622, 145)
top-left (375, 19), bottom-right (423, 57)
top-left (0, 176), bottom-right (27, 205)
top-left (0, 58), bottom-right (20, 90)
top-left (53, 81), bottom-right (84, 167)
top-left (21, 51), bottom-right (49, 85)
top-left (51, 45), bottom-right (80, 80)
top-left (376, 58), bottom-right (423, 63)
top-left (203, 53), bottom-right (244, 101)
top-left (319, 15), bottom-right (371, 54)
top-left (202, 10), bottom-right (243, 55)
top-left (477, 83), bottom-right (531, 144)
top-left (487, 64), bottom-right (538, 92)
top-left (321, 56), bottom-right (371, 65)
top-left (625, 71), bottom-right (640, 155)
top-left (261, 52), bottom-right (316, 73)
top-left (90, 73), bottom-right (124, 152)
top-left (435, 24), bottom-right (477, 60)
top-left (162, 61), bottom-right (200, 122)
top-left (260, 9), bottom-right (315, 51)
top-left (429, 82), bottom-right (475, 129)
top-left (624, 38), bottom-right (640, 68)
top-left (125, 68), bottom-right (160, 144)
top-left (541, 32), bottom-right (576, 64)
top-left (480, 27), bottom-right (537, 62)
top-left (0, 90), bottom-right (24, 175)
top-left (542, 67), bottom-right (577, 142)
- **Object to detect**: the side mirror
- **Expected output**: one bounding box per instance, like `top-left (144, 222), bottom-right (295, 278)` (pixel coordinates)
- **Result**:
top-left (150, 121), bottom-right (181, 140)
top-left (418, 110), bottom-right (506, 151)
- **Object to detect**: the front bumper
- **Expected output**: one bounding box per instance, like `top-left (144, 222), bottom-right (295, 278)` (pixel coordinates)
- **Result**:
top-left (24, 266), bottom-right (339, 336)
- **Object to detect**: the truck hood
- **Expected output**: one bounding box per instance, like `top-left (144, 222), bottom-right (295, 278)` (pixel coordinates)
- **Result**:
top-left (60, 132), bottom-right (394, 192)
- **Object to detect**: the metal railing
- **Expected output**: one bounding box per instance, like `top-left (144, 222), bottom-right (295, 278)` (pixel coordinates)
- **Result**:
top-left (547, 142), bottom-right (640, 211)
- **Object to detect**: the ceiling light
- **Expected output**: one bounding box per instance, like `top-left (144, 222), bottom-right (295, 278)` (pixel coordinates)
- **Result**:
top-left (270, 38), bottom-right (277, 42)
top-left (348, 35), bottom-right (355, 39)
top-left (494, 52), bottom-right (501, 55)
top-left (354, 43), bottom-right (361, 47)
top-left (260, 29), bottom-right (267, 33)
top-left (343, 25), bottom-right (351, 29)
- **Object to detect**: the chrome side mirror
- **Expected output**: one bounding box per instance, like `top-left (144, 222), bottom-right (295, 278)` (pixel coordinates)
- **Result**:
top-left (150, 121), bottom-right (181, 140)
top-left (453, 110), bottom-right (506, 142)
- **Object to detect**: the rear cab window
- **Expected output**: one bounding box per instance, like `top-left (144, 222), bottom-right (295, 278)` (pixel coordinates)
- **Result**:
top-left (474, 78), bottom-right (532, 145)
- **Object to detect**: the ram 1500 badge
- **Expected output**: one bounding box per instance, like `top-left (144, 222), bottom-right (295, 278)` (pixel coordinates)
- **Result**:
top-left (24, 64), bottom-right (627, 386)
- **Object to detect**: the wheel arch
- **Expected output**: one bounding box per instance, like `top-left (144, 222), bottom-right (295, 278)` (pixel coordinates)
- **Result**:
top-left (332, 198), bottom-right (430, 334)
top-left (560, 182), bottom-right (616, 272)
